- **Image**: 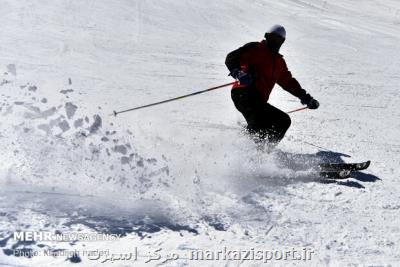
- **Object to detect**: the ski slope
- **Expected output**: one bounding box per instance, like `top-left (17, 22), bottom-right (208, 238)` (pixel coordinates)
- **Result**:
top-left (0, 0), bottom-right (399, 266)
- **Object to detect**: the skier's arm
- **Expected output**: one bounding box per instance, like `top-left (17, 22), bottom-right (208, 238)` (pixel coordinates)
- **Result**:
top-left (277, 59), bottom-right (306, 98)
top-left (278, 58), bottom-right (319, 109)
top-left (225, 42), bottom-right (259, 74)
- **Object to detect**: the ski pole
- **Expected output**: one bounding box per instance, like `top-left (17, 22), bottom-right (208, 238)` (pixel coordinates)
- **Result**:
top-left (112, 82), bottom-right (235, 116)
top-left (287, 106), bottom-right (308, 114)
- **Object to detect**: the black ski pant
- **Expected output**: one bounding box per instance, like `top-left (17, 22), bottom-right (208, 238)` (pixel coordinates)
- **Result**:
top-left (231, 87), bottom-right (291, 146)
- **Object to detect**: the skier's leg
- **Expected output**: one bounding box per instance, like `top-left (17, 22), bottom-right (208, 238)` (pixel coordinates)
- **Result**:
top-left (230, 88), bottom-right (266, 145)
top-left (230, 88), bottom-right (291, 149)
top-left (261, 103), bottom-right (291, 144)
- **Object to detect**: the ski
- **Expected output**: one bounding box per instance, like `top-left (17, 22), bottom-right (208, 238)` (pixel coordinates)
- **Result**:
top-left (318, 170), bottom-right (352, 179)
top-left (318, 160), bottom-right (371, 172)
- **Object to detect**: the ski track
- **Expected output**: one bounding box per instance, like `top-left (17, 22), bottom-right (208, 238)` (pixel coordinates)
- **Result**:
top-left (0, 0), bottom-right (399, 266)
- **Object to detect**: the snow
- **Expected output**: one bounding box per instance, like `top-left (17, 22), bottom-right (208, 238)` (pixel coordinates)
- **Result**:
top-left (0, 0), bottom-right (399, 266)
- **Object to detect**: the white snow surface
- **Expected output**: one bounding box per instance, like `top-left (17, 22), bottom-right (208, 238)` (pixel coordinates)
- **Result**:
top-left (0, 0), bottom-right (399, 266)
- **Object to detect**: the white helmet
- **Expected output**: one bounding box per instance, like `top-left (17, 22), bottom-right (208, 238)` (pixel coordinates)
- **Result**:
top-left (267, 25), bottom-right (286, 39)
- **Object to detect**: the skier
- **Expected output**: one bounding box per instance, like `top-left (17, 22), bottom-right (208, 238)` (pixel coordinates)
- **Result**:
top-left (226, 25), bottom-right (319, 149)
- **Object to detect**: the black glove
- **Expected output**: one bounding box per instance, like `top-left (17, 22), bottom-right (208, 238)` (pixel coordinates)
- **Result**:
top-left (299, 93), bottom-right (319, 109)
top-left (230, 68), bottom-right (252, 86)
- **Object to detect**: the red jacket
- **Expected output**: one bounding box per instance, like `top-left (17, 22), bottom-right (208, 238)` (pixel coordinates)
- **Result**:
top-left (225, 40), bottom-right (305, 102)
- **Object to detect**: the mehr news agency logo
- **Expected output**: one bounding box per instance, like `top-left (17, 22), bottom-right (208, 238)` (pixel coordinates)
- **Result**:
top-left (13, 231), bottom-right (121, 242)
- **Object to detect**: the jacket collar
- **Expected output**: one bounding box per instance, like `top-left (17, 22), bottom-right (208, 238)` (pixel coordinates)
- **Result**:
top-left (260, 39), bottom-right (283, 57)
